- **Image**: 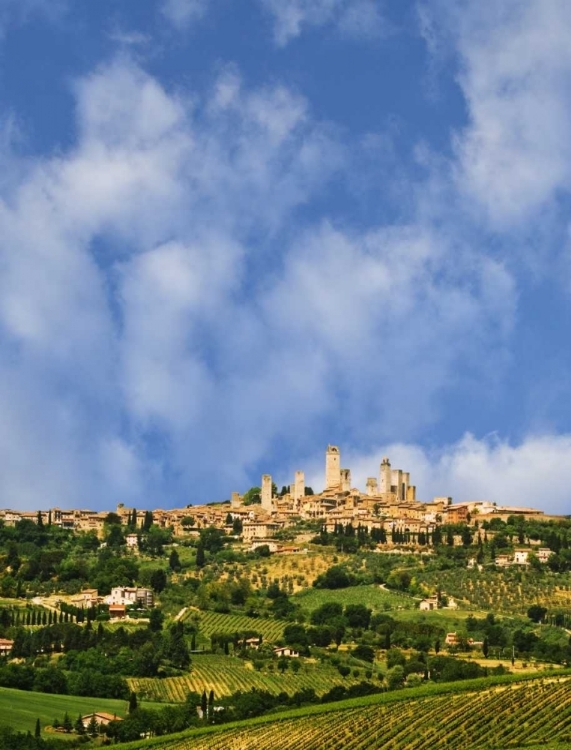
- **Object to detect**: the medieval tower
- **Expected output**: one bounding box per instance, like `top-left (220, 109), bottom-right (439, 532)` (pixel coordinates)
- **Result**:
top-left (380, 456), bottom-right (392, 494)
top-left (325, 445), bottom-right (341, 490)
top-left (261, 474), bottom-right (273, 512)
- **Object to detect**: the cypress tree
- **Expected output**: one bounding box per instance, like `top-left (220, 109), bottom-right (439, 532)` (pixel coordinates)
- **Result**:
top-left (34, 719), bottom-right (41, 738)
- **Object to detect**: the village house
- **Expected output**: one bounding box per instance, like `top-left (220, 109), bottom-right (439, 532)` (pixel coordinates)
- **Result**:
top-left (70, 589), bottom-right (100, 609)
top-left (419, 596), bottom-right (439, 611)
top-left (0, 638), bottom-right (14, 656)
top-left (106, 586), bottom-right (154, 608)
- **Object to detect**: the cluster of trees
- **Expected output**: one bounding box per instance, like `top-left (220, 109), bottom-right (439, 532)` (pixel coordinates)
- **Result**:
top-left (0, 618), bottom-right (193, 699)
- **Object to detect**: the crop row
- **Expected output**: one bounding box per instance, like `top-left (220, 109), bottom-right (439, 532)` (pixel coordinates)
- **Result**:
top-left (128, 655), bottom-right (360, 701)
top-left (180, 609), bottom-right (284, 641)
top-left (125, 676), bottom-right (571, 749)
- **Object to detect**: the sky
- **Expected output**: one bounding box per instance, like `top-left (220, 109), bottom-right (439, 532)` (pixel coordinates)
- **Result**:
top-left (0, 0), bottom-right (571, 514)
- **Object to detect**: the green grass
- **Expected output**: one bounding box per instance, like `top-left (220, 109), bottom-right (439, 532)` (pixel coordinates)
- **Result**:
top-left (0, 686), bottom-right (167, 736)
top-left (292, 584), bottom-right (416, 613)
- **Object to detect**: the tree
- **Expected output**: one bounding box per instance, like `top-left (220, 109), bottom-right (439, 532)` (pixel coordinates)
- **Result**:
top-left (196, 544), bottom-right (206, 568)
top-left (149, 607), bottom-right (164, 632)
top-left (169, 549), bottom-right (181, 572)
top-left (527, 605), bottom-right (547, 623)
top-left (129, 691), bottom-right (138, 714)
top-left (278, 656), bottom-right (289, 673)
top-left (62, 712), bottom-right (73, 734)
top-left (75, 714), bottom-right (86, 735)
top-left (242, 487), bottom-right (261, 505)
top-left (201, 690), bottom-right (207, 719)
top-left (150, 568), bottom-right (168, 593)
top-left (232, 517), bottom-right (243, 535)
top-left (387, 665), bottom-right (405, 690)
top-left (34, 719), bottom-right (41, 739)
top-left (87, 715), bottom-right (99, 738)
top-left (167, 622), bottom-right (191, 669)
top-left (483, 637), bottom-right (489, 658)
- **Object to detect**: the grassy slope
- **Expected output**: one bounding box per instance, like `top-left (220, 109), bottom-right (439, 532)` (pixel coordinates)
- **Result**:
top-left (118, 670), bottom-right (571, 750)
top-left (0, 686), bottom-right (166, 736)
top-left (292, 584), bottom-right (416, 613)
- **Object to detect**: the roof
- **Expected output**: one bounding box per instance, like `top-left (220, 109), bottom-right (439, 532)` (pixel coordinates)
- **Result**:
top-left (82, 712), bottom-right (122, 722)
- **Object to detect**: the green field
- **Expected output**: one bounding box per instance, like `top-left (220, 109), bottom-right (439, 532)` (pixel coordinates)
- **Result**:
top-left (0, 686), bottom-right (164, 736)
top-left (119, 672), bottom-right (571, 750)
top-left (128, 653), bottom-right (369, 701)
top-left (181, 609), bottom-right (285, 642)
top-left (292, 584), bottom-right (416, 613)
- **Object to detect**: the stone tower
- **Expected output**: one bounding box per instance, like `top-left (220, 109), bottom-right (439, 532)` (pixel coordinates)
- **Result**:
top-left (380, 457), bottom-right (391, 494)
top-left (261, 474), bottom-right (273, 512)
top-left (366, 477), bottom-right (378, 496)
top-left (340, 468), bottom-right (351, 493)
top-left (292, 471), bottom-right (305, 502)
top-left (325, 445), bottom-right (341, 490)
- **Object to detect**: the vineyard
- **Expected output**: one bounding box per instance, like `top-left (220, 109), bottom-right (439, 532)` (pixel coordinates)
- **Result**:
top-left (128, 654), bottom-right (362, 701)
top-left (121, 674), bottom-right (571, 750)
top-left (180, 609), bottom-right (284, 642)
top-left (417, 568), bottom-right (571, 613)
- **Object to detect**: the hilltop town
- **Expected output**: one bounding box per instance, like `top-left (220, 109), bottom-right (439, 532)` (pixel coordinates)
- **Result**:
top-left (0, 445), bottom-right (559, 548)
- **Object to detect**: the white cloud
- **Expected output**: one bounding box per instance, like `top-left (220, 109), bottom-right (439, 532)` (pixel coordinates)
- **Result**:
top-left (0, 0), bottom-right (66, 39)
top-left (259, 0), bottom-right (385, 46)
top-left (421, 0), bottom-right (571, 229)
top-left (0, 55), bottom-right (523, 510)
top-left (161, 0), bottom-right (211, 29)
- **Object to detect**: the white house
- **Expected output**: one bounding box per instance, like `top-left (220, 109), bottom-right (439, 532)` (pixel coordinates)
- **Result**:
top-left (274, 646), bottom-right (299, 658)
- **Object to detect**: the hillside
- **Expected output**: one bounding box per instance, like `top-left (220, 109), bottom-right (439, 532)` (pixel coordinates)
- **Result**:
top-left (120, 673), bottom-right (571, 750)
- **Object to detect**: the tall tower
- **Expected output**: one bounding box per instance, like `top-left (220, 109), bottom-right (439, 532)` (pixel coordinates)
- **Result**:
top-left (391, 469), bottom-right (403, 500)
top-left (380, 457), bottom-right (391, 494)
top-left (340, 468), bottom-right (351, 493)
top-left (325, 445), bottom-right (341, 490)
top-left (293, 471), bottom-right (305, 502)
top-left (261, 475), bottom-right (273, 512)
top-left (366, 477), bottom-right (378, 497)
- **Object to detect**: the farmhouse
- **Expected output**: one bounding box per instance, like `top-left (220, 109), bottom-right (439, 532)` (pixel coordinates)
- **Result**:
top-left (419, 596), bottom-right (439, 611)
top-left (81, 712), bottom-right (122, 728)
top-left (108, 604), bottom-right (126, 619)
top-left (273, 646), bottom-right (299, 658)
top-left (0, 638), bottom-right (14, 656)
top-left (71, 589), bottom-right (100, 608)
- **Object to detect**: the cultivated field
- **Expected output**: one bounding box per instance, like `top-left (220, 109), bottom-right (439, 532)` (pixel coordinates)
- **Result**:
top-left (417, 568), bottom-right (571, 614)
top-left (128, 654), bottom-right (365, 701)
top-left (120, 673), bottom-right (571, 750)
top-left (180, 609), bottom-right (285, 642)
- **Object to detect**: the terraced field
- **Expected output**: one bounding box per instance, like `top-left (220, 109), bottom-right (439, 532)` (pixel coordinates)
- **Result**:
top-left (129, 654), bottom-right (364, 701)
top-left (180, 609), bottom-right (285, 641)
top-left (120, 674), bottom-right (571, 750)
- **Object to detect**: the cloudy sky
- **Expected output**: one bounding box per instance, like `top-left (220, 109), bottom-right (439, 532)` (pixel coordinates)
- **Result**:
top-left (0, 0), bottom-right (570, 513)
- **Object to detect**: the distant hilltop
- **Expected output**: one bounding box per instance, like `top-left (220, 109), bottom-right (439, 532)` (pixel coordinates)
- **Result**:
top-left (0, 446), bottom-right (563, 544)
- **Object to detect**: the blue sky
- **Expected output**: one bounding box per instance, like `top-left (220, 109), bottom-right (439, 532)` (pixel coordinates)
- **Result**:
top-left (1, 0), bottom-right (571, 513)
